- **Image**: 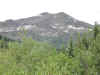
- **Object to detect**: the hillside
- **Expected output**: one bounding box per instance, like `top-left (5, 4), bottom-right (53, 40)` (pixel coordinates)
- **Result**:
top-left (0, 12), bottom-right (93, 48)
top-left (0, 24), bottom-right (100, 75)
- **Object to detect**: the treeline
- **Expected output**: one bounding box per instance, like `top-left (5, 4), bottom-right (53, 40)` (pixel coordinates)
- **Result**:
top-left (0, 24), bottom-right (100, 75)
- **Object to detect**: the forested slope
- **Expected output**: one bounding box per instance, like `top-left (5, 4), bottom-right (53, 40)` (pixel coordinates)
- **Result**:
top-left (0, 24), bottom-right (100, 75)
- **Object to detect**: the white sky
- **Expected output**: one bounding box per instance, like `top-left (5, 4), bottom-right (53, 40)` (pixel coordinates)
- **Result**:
top-left (0, 0), bottom-right (100, 24)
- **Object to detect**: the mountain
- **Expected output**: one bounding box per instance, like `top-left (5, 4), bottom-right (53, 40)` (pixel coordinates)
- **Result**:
top-left (0, 12), bottom-right (93, 48)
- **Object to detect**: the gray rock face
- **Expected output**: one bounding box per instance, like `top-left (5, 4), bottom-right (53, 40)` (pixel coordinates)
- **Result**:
top-left (0, 12), bottom-right (93, 48)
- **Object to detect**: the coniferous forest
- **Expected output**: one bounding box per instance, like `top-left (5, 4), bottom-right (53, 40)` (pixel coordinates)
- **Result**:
top-left (0, 24), bottom-right (100, 75)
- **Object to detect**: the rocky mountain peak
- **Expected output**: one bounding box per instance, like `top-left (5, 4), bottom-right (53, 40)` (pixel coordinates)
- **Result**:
top-left (40, 12), bottom-right (52, 16)
top-left (56, 12), bottom-right (68, 16)
top-left (0, 12), bottom-right (93, 48)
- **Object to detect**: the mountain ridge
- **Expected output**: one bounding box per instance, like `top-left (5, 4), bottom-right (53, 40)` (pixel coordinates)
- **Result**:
top-left (0, 12), bottom-right (93, 48)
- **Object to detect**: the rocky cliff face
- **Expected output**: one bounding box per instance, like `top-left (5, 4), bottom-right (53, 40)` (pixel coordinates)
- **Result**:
top-left (0, 12), bottom-right (93, 48)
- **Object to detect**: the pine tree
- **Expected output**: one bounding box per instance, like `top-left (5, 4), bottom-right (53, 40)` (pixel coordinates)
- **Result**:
top-left (68, 36), bottom-right (74, 57)
top-left (93, 22), bottom-right (99, 40)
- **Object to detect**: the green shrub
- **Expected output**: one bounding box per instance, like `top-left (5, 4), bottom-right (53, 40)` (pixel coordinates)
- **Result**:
top-left (0, 25), bottom-right (100, 75)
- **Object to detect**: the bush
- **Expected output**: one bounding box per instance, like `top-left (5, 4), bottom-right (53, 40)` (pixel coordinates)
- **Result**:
top-left (0, 25), bottom-right (100, 75)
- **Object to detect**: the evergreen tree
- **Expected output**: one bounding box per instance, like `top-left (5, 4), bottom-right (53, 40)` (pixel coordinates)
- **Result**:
top-left (82, 35), bottom-right (89, 49)
top-left (68, 36), bottom-right (74, 57)
top-left (93, 22), bottom-right (99, 40)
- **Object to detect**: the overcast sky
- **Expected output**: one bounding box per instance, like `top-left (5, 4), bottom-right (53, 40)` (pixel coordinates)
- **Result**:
top-left (0, 0), bottom-right (100, 24)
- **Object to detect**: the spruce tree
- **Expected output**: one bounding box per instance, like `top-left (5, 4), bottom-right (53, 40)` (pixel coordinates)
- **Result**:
top-left (68, 36), bottom-right (74, 57)
top-left (93, 22), bottom-right (99, 40)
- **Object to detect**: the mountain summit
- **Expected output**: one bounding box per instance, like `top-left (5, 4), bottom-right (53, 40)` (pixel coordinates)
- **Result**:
top-left (0, 12), bottom-right (93, 48)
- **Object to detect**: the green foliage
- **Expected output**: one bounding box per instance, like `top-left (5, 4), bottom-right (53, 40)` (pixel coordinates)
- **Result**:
top-left (0, 24), bottom-right (100, 75)
top-left (68, 36), bottom-right (74, 57)
top-left (93, 23), bottom-right (100, 40)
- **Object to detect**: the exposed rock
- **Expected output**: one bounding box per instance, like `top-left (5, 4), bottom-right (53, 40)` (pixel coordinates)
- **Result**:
top-left (0, 12), bottom-right (93, 48)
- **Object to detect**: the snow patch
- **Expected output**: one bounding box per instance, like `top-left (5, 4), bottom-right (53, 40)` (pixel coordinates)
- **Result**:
top-left (68, 25), bottom-right (85, 30)
top-left (5, 30), bottom-right (16, 32)
top-left (63, 30), bottom-right (68, 33)
top-left (0, 27), bottom-right (16, 32)
top-left (17, 25), bottom-right (37, 31)
top-left (55, 24), bottom-right (60, 26)
top-left (51, 26), bottom-right (57, 29)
